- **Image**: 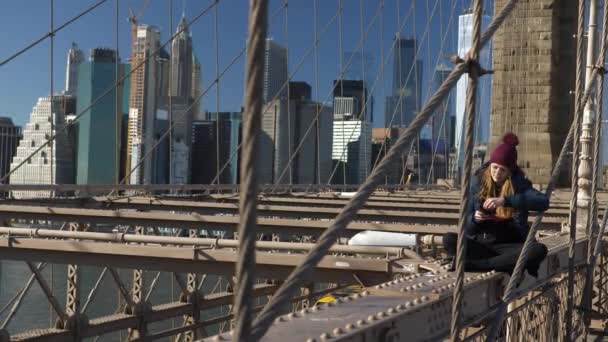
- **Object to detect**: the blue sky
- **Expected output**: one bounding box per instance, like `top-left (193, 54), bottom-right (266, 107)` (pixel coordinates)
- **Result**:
top-left (0, 0), bottom-right (487, 128)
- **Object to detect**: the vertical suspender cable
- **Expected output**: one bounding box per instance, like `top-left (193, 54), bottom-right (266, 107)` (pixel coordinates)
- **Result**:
top-left (115, 0), bottom-right (120, 185)
top-left (565, 0), bottom-right (587, 339)
top-left (169, 0), bottom-right (173, 188)
top-left (313, 0), bottom-right (321, 184)
top-left (285, 0), bottom-right (292, 185)
top-left (233, 0), bottom-right (268, 340)
top-left (450, 0), bottom-right (482, 340)
top-left (214, 2), bottom-right (221, 185)
top-left (582, 0), bottom-right (608, 327)
top-left (360, 0), bottom-right (368, 180)
top-left (49, 0), bottom-right (55, 327)
top-left (338, 0), bottom-right (345, 186)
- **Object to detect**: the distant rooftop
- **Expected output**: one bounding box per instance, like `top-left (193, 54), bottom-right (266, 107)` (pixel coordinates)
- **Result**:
top-left (0, 117), bottom-right (15, 126)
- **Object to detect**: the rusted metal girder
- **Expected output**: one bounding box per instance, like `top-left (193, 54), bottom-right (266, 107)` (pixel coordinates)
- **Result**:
top-left (206, 233), bottom-right (589, 341)
top-left (0, 204), bottom-right (564, 231)
top-left (0, 205), bottom-right (458, 236)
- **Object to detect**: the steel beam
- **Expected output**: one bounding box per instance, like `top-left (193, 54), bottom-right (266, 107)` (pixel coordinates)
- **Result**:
top-left (0, 237), bottom-right (399, 284)
top-left (206, 233), bottom-right (589, 341)
top-left (0, 205), bottom-right (459, 236)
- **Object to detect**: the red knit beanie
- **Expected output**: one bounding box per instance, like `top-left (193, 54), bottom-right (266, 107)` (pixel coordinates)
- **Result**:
top-left (490, 132), bottom-right (519, 171)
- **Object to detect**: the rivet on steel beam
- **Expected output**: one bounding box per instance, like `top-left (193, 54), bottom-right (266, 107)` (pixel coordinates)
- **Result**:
top-left (396, 304), bottom-right (405, 310)
top-left (356, 319), bottom-right (366, 326)
top-left (368, 315), bottom-right (377, 322)
top-left (374, 285), bottom-right (381, 289)
top-left (388, 308), bottom-right (396, 314)
top-left (306, 338), bottom-right (317, 342)
top-left (404, 301), bottom-right (413, 308)
top-left (421, 296), bottom-right (429, 302)
top-left (320, 332), bottom-right (331, 341)
top-left (301, 308), bottom-right (310, 315)
top-left (377, 311), bottom-right (387, 319)
top-left (413, 299), bottom-right (420, 305)
top-left (213, 336), bottom-right (224, 341)
top-left (275, 316), bottom-right (285, 323)
top-left (362, 291), bottom-right (370, 296)
top-left (345, 323), bottom-right (355, 331)
top-left (432, 289), bottom-right (439, 294)
top-left (333, 328), bottom-right (344, 336)
top-left (288, 312), bottom-right (298, 319)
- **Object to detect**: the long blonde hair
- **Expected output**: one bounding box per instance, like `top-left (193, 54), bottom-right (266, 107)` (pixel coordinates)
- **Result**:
top-left (478, 167), bottom-right (515, 219)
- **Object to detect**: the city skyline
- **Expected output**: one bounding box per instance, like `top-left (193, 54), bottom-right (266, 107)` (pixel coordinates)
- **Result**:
top-left (0, 0), bottom-right (479, 129)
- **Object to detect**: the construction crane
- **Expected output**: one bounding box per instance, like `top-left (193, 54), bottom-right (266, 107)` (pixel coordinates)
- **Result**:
top-left (128, 0), bottom-right (151, 52)
top-left (124, 0), bottom-right (150, 183)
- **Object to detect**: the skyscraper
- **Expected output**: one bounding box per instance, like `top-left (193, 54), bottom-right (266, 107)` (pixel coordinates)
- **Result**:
top-left (76, 48), bottom-right (128, 185)
top-left (260, 83), bottom-right (333, 184)
top-left (64, 42), bottom-right (84, 95)
top-left (455, 10), bottom-right (492, 170)
top-left (126, 25), bottom-right (162, 185)
top-left (333, 80), bottom-right (368, 121)
top-left (191, 53), bottom-right (203, 120)
top-left (263, 39), bottom-right (288, 103)
top-left (9, 95), bottom-right (76, 198)
top-left (385, 36), bottom-right (423, 128)
top-left (170, 15), bottom-right (193, 100)
top-left (431, 64), bottom-right (455, 144)
top-left (343, 51), bottom-right (375, 124)
top-left (0, 117), bottom-right (22, 187)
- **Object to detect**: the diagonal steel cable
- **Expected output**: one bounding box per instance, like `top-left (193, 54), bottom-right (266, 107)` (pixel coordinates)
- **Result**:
top-left (451, 0), bottom-right (483, 340)
top-left (565, 1), bottom-right (587, 337)
top-left (0, 0), bottom-right (108, 67)
top-left (233, 0), bottom-right (268, 340)
top-left (249, 1), bottom-right (520, 339)
top-left (484, 1), bottom-right (608, 339)
top-left (581, 0), bottom-right (608, 325)
top-left (1, 0), bottom-right (219, 185)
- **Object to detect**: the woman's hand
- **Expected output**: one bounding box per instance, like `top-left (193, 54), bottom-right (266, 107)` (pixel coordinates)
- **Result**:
top-left (474, 210), bottom-right (492, 222)
top-left (483, 197), bottom-right (505, 211)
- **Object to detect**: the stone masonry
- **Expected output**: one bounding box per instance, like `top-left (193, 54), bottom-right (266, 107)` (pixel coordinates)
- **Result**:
top-left (490, 0), bottom-right (576, 186)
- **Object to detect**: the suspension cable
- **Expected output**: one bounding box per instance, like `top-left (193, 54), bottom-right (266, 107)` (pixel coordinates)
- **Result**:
top-left (2, 0), bottom-right (220, 184)
top-left (0, 0), bottom-right (108, 67)
top-left (450, 0), bottom-right (483, 340)
top-left (484, 1), bottom-right (608, 338)
top-left (249, 2), bottom-right (518, 339)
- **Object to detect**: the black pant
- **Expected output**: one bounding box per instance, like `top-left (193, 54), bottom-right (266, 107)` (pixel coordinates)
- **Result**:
top-left (443, 232), bottom-right (548, 276)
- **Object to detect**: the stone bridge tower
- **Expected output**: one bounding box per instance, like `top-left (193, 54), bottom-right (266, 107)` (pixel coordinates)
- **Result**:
top-left (490, 0), bottom-right (577, 186)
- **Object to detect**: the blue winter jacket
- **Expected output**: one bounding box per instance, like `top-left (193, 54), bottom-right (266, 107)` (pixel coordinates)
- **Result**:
top-left (463, 163), bottom-right (550, 241)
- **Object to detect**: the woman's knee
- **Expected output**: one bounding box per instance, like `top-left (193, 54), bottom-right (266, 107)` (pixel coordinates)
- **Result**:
top-left (530, 242), bottom-right (548, 261)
